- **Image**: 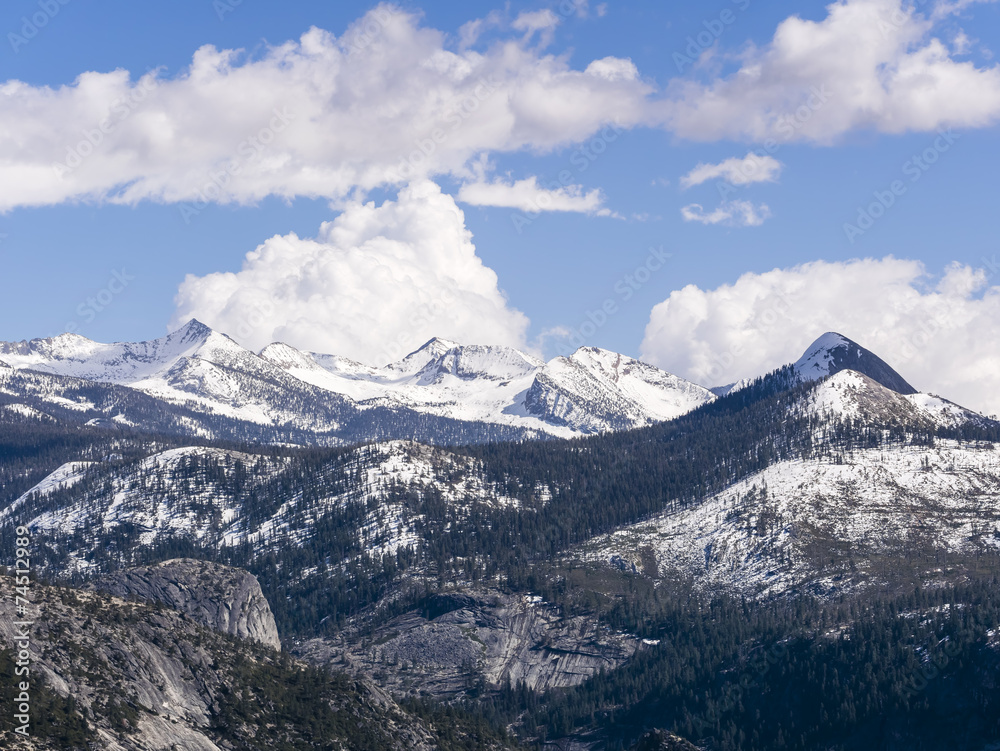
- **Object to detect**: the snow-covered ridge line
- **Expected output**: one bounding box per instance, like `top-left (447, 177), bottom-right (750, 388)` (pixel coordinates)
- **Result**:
top-left (1, 326), bottom-right (991, 445)
top-left (0, 320), bottom-right (717, 439)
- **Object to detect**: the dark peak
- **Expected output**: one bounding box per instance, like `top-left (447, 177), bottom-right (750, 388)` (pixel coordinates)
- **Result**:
top-left (794, 331), bottom-right (917, 395)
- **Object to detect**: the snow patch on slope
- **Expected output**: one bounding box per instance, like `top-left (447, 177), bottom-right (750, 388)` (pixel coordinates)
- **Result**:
top-left (0, 403), bottom-right (56, 422)
top-left (3, 461), bottom-right (96, 519)
top-left (803, 370), bottom-right (984, 428)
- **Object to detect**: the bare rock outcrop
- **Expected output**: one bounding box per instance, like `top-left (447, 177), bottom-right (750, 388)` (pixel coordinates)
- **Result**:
top-left (298, 589), bottom-right (639, 700)
top-left (0, 577), bottom-right (507, 750)
top-left (93, 558), bottom-right (281, 649)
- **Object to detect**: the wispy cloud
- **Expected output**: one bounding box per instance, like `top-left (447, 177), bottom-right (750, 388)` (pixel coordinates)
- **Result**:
top-left (680, 153), bottom-right (783, 189)
top-left (457, 176), bottom-right (610, 214)
top-left (681, 200), bottom-right (771, 226)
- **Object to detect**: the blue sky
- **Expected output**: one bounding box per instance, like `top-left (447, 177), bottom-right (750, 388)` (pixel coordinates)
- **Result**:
top-left (3, 0), bottom-right (1000, 410)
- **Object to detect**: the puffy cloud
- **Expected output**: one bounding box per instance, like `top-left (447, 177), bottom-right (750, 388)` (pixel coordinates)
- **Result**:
top-left (663, 0), bottom-right (1000, 142)
top-left (4, 1), bottom-right (1000, 213)
top-left (171, 181), bottom-right (529, 364)
top-left (585, 57), bottom-right (640, 82)
top-left (0, 5), bottom-right (653, 211)
top-left (680, 153), bottom-right (783, 189)
top-left (640, 256), bottom-right (1000, 415)
top-left (680, 200), bottom-right (771, 226)
top-left (457, 176), bottom-right (608, 213)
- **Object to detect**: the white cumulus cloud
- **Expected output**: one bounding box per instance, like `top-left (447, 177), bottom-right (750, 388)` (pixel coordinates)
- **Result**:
top-left (171, 181), bottom-right (529, 364)
top-left (3, 1), bottom-right (1000, 213)
top-left (680, 200), bottom-right (771, 226)
top-left (0, 4), bottom-right (653, 211)
top-left (585, 56), bottom-right (640, 82)
top-left (680, 153), bottom-right (783, 189)
top-left (640, 256), bottom-right (1000, 416)
top-left (663, 0), bottom-right (1000, 142)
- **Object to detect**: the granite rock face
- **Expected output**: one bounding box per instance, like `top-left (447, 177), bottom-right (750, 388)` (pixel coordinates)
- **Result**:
top-left (298, 590), bottom-right (639, 700)
top-left (0, 577), bottom-right (474, 751)
top-left (94, 558), bottom-right (281, 649)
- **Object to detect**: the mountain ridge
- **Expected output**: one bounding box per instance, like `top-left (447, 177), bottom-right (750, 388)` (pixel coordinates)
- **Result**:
top-left (0, 321), bottom-right (718, 442)
top-left (1, 324), bottom-right (991, 449)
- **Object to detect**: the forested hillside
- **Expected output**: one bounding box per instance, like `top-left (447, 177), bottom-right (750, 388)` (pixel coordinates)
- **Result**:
top-left (3, 366), bottom-right (1000, 749)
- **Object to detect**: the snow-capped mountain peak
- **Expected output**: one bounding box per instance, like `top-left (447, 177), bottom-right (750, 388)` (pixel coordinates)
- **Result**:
top-left (524, 347), bottom-right (716, 432)
top-left (793, 331), bottom-right (916, 395)
top-left (384, 337), bottom-right (461, 376)
top-left (0, 318), bottom-right (264, 386)
top-left (172, 318), bottom-right (214, 344)
top-left (794, 332), bottom-right (853, 379)
top-left (258, 341), bottom-right (322, 372)
top-left (0, 331), bottom-right (104, 367)
top-left (20, 323), bottom-right (980, 446)
top-left (256, 337), bottom-right (713, 435)
top-left (0, 320), bottom-right (204, 381)
top-left (413, 344), bottom-right (544, 384)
